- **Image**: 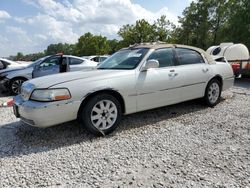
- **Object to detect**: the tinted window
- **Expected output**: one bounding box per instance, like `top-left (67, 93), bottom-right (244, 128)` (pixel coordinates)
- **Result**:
top-left (92, 57), bottom-right (100, 62)
top-left (69, 58), bottom-right (83, 65)
top-left (212, 47), bottom-right (221, 55)
top-left (100, 56), bottom-right (107, 62)
top-left (148, 48), bottom-right (174, 68)
top-left (176, 48), bottom-right (205, 65)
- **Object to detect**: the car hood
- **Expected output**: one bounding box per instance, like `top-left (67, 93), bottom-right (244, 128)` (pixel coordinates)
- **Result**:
top-left (28, 69), bottom-right (133, 88)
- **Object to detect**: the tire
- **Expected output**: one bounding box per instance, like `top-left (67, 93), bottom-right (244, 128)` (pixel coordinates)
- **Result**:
top-left (234, 73), bottom-right (240, 78)
top-left (9, 78), bottom-right (27, 95)
top-left (204, 79), bottom-right (222, 107)
top-left (78, 93), bottom-right (122, 136)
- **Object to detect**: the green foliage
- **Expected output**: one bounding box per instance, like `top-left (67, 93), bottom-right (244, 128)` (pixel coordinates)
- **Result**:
top-left (154, 15), bottom-right (175, 42)
top-left (15, 52), bottom-right (24, 61)
top-left (225, 0), bottom-right (250, 48)
top-left (118, 16), bottom-right (174, 46)
top-left (174, 0), bottom-right (249, 49)
top-left (45, 43), bottom-right (76, 55)
top-left (14, 52), bottom-right (45, 61)
top-left (75, 32), bottom-right (111, 56)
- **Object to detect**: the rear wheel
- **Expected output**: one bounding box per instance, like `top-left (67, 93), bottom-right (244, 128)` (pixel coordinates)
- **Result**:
top-left (78, 93), bottom-right (122, 136)
top-left (10, 78), bottom-right (27, 95)
top-left (204, 79), bottom-right (222, 107)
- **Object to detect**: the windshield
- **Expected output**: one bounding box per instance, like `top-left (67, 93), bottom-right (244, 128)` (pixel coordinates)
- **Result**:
top-left (26, 56), bottom-right (50, 68)
top-left (97, 48), bottom-right (149, 70)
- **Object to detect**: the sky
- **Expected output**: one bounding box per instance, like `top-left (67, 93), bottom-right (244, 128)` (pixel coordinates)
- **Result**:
top-left (0, 0), bottom-right (193, 57)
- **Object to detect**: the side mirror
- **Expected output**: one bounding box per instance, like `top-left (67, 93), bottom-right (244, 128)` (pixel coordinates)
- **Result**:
top-left (141, 59), bottom-right (159, 71)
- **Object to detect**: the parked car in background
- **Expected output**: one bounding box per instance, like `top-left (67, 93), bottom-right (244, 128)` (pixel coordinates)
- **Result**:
top-left (0, 55), bottom-right (97, 94)
top-left (0, 58), bottom-right (28, 72)
top-left (82, 55), bottom-right (109, 63)
top-left (14, 43), bottom-right (234, 136)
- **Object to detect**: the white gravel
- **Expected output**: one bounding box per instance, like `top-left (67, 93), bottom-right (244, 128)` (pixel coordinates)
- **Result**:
top-left (0, 80), bottom-right (249, 187)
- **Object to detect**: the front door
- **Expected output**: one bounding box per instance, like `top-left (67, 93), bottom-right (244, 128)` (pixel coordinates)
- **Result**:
top-left (136, 48), bottom-right (182, 111)
top-left (32, 56), bottom-right (62, 78)
top-left (174, 48), bottom-right (212, 101)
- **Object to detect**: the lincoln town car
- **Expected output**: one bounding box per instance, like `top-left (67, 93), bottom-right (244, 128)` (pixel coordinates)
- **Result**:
top-left (13, 43), bottom-right (234, 135)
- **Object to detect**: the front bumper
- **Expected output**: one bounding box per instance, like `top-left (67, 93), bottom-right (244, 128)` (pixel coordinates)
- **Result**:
top-left (13, 95), bottom-right (82, 128)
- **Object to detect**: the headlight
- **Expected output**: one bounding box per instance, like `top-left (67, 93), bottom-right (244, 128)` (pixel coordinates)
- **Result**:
top-left (21, 82), bottom-right (35, 101)
top-left (30, 88), bottom-right (71, 102)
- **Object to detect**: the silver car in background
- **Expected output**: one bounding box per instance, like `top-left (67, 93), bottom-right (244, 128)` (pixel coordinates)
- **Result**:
top-left (14, 43), bottom-right (234, 135)
top-left (0, 55), bottom-right (97, 94)
top-left (0, 58), bottom-right (29, 72)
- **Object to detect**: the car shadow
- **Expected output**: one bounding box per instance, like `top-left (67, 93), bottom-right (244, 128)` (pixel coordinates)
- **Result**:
top-left (234, 77), bottom-right (250, 89)
top-left (0, 97), bottom-right (219, 159)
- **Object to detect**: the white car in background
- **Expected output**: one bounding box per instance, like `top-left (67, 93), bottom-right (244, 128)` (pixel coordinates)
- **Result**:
top-left (82, 55), bottom-right (109, 63)
top-left (0, 58), bottom-right (29, 73)
top-left (0, 55), bottom-right (97, 94)
top-left (14, 43), bottom-right (234, 136)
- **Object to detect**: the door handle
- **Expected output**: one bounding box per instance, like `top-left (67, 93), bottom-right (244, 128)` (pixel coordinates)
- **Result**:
top-left (168, 72), bottom-right (178, 77)
top-left (202, 68), bottom-right (209, 72)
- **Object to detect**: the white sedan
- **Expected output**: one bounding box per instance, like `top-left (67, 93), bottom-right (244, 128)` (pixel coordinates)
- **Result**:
top-left (0, 58), bottom-right (28, 72)
top-left (13, 44), bottom-right (234, 135)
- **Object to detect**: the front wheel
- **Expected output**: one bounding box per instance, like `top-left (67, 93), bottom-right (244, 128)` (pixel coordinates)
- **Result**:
top-left (78, 93), bottom-right (122, 136)
top-left (10, 78), bottom-right (27, 95)
top-left (204, 79), bottom-right (222, 107)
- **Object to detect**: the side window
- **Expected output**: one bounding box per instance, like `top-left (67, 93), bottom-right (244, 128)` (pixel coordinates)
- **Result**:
top-left (148, 48), bottom-right (174, 68)
top-left (176, 48), bottom-right (205, 65)
top-left (100, 56), bottom-right (107, 62)
top-left (69, 58), bottom-right (83, 65)
top-left (39, 56), bottom-right (60, 67)
top-left (212, 47), bottom-right (221, 55)
top-left (92, 57), bottom-right (99, 62)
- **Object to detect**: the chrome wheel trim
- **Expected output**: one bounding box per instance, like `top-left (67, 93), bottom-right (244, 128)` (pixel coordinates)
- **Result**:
top-left (12, 80), bottom-right (24, 94)
top-left (208, 82), bottom-right (220, 104)
top-left (90, 100), bottom-right (118, 130)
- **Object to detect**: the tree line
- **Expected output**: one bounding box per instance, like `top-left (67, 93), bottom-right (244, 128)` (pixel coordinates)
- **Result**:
top-left (12, 0), bottom-right (249, 61)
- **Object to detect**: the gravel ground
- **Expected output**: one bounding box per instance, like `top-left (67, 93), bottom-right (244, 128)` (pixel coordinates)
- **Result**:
top-left (0, 79), bottom-right (249, 187)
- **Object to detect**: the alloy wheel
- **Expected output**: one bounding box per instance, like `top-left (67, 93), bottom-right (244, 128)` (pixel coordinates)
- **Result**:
top-left (90, 100), bottom-right (118, 130)
top-left (11, 79), bottom-right (24, 94)
top-left (208, 82), bottom-right (220, 104)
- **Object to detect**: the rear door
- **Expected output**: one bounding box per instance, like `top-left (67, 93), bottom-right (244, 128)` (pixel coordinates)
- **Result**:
top-left (32, 56), bottom-right (62, 78)
top-left (68, 57), bottom-right (84, 71)
top-left (173, 48), bottom-right (212, 100)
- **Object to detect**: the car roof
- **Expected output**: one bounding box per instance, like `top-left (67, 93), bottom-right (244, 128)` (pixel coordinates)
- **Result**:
top-left (122, 43), bottom-right (214, 64)
top-left (63, 55), bottom-right (85, 59)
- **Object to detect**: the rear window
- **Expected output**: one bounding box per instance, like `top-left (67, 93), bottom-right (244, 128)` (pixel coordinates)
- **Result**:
top-left (70, 58), bottom-right (84, 65)
top-left (176, 48), bottom-right (205, 65)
